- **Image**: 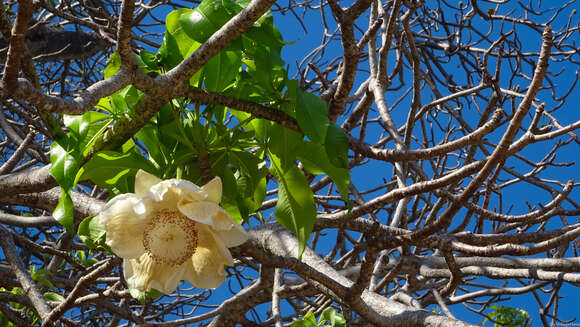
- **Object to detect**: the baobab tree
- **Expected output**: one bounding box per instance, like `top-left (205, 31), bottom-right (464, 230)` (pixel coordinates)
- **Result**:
top-left (0, 0), bottom-right (579, 326)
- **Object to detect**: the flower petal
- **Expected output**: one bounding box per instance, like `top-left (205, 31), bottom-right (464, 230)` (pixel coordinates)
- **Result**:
top-left (98, 194), bottom-right (147, 259)
top-left (134, 170), bottom-right (162, 197)
top-left (184, 225), bottom-right (233, 289)
top-left (211, 209), bottom-right (249, 247)
top-left (148, 179), bottom-right (207, 207)
top-left (124, 253), bottom-right (186, 294)
top-left (201, 177), bottom-right (222, 204)
top-left (149, 264), bottom-right (186, 294)
top-left (178, 201), bottom-right (220, 225)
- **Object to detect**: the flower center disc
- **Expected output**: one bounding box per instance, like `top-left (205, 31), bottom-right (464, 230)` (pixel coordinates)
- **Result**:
top-left (143, 209), bottom-right (198, 266)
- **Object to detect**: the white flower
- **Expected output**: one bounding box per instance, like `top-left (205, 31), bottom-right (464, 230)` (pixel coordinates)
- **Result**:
top-left (98, 170), bottom-right (248, 293)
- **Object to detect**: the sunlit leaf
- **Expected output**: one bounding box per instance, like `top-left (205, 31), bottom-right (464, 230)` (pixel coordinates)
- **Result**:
top-left (44, 292), bottom-right (65, 303)
top-left (297, 141), bottom-right (350, 203)
top-left (295, 88), bottom-right (329, 143)
top-left (78, 215), bottom-right (107, 250)
top-left (179, 0), bottom-right (241, 43)
top-left (203, 50), bottom-right (242, 92)
top-left (53, 189), bottom-right (75, 234)
top-left (49, 139), bottom-right (81, 190)
top-left (324, 124), bottom-right (349, 169)
top-left (104, 51), bottom-right (120, 79)
top-left (270, 153), bottom-right (316, 259)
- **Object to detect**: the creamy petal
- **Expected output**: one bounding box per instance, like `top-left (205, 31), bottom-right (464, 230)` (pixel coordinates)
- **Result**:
top-left (149, 264), bottom-right (187, 294)
top-left (201, 177), bottom-right (222, 204)
top-left (123, 259), bottom-right (134, 283)
top-left (178, 201), bottom-right (220, 225)
top-left (124, 253), bottom-right (186, 294)
top-left (211, 209), bottom-right (249, 247)
top-left (134, 170), bottom-right (162, 197)
top-left (98, 194), bottom-right (147, 259)
top-left (148, 179), bottom-right (206, 207)
top-left (184, 225), bottom-right (233, 289)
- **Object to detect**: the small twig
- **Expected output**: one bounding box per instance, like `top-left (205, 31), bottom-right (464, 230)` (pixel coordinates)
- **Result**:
top-left (0, 131), bottom-right (35, 174)
top-left (41, 257), bottom-right (122, 327)
top-left (0, 225), bottom-right (52, 320)
top-left (10, 230), bottom-right (86, 271)
top-left (431, 288), bottom-right (456, 319)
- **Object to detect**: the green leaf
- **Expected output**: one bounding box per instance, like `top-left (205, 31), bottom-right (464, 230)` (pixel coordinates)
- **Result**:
top-left (44, 292), bottom-right (65, 302)
top-left (49, 133), bottom-right (81, 235)
top-left (219, 165), bottom-right (245, 222)
top-left (297, 142), bottom-right (350, 203)
top-left (78, 216), bottom-right (106, 250)
top-left (109, 93), bottom-right (132, 116)
top-left (129, 287), bottom-right (162, 304)
top-left (230, 108), bottom-right (272, 142)
top-left (63, 111), bottom-right (111, 155)
top-left (136, 123), bottom-right (170, 170)
top-left (158, 30), bottom-right (184, 70)
top-left (104, 51), bottom-right (121, 79)
top-left (319, 308), bottom-right (346, 327)
top-left (49, 138), bottom-right (81, 190)
top-left (243, 46), bottom-right (286, 95)
top-left (295, 89), bottom-right (329, 143)
top-left (96, 96), bottom-right (113, 114)
top-left (249, 173), bottom-right (267, 212)
top-left (53, 189), bottom-right (75, 234)
top-left (179, 9), bottom-right (216, 43)
top-left (80, 148), bottom-right (156, 194)
top-left (302, 311), bottom-right (318, 325)
top-left (139, 49), bottom-right (158, 71)
top-left (179, 0), bottom-right (241, 43)
top-left (270, 153), bottom-right (316, 259)
top-left (229, 153), bottom-right (268, 213)
top-left (268, 124), bottom-right (303, 170)
top-left (30, 268), bottom-right (55, 289)
top-left (228, 150), bottom-right (264, 187)
top-left (166, 9), bottom-right (201, 56)
top-left (203, 50), bottom-right (242, 92)
top-left (244, 14), bottom-right (285, 51)
top-left (484, 305), bottom-right (530, 327)
top-left (120, 85), bottom-right (142, 110)
top-left (324, 124), bottom-right (349, 169)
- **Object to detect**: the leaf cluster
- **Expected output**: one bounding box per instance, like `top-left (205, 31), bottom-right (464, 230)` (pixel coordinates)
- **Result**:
top-left (48, 0), bottom-right (351, 259)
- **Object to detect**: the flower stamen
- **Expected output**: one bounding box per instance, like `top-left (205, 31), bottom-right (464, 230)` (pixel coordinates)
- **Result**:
top-left (142, 209), bottom-right (198, 266)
